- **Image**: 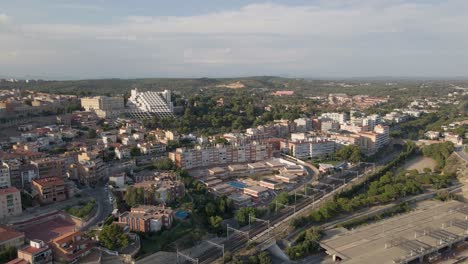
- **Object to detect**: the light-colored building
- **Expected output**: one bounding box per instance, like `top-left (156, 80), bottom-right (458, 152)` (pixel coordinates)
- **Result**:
top-left (127, 88), bottom-right (174, 119)
top-left (170, 142), bottom-right (273, 169)
top-left (14, 239), bottom-right (53, 264)
top-left (80, 96), bottom-right (125, 118)
top-left (0, 162), bottom-right (11, 188)
top-left (0, 187), bottom-right (22, 218)
top-left (243, 185), bottom-right (268, 198)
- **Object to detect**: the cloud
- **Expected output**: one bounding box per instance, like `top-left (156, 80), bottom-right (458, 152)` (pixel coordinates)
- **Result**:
top-left (1, 1), bottom-right (468, 78)
top-left (0, 13), bottom-right (10, 24)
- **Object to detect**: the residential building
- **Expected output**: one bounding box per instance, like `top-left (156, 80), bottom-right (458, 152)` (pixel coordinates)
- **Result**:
top-left (170, 142), bottom-right (273, 169)
top-left (32, 177), bottom-right (67, 204)
top-left (0, 162), bottom-right (11, 188)
top-left (13, 239), bottom-right (53, 264)
top-left (425, 131), bottom-right (440, 140)
top-left (0, 225), bottom-right (24, 249)
top-left (320, 118), bottom-right (340, 133)
top-left (119, 205), bottom-right (174, 233)
top-left (320, 112), bottom-right (348, 124)
top-left (127, 88), bottom-right (174, 119)
top-left (80, 96), bottom-right (125, 118)
top-left (137, 141), bottom-right (166, 155)
top-left (294, 118), bottom-right (312, 132)
top-left (50, 232), bottom-right (94, 263)
top-left (0, 187), bottom-right (22, 218)
top-left (30, 157), bottom-right (68, 179)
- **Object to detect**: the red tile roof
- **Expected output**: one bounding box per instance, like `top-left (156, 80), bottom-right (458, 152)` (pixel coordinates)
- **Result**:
top-left (0, 225), bottom-right (24, 244)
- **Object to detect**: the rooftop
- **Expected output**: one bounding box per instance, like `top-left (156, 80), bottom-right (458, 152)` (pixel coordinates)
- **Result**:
top-left (32, 177), bottom-right (64, 187)
top-left (321, 200), bottom-right (468, 264)
top-left (0, 187), bottom-right (20, 195)
top-left (0, 225), bottom-right (24, 244)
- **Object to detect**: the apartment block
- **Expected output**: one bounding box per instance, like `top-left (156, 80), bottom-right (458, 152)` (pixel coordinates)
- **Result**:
top-left (32, 177), bottom-right (67, 204)
top-left (170, 142), bottom-right (273, 169)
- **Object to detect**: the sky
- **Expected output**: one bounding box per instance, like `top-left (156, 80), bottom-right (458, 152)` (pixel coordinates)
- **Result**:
top-left (1, 0), bottom-right (468, 80)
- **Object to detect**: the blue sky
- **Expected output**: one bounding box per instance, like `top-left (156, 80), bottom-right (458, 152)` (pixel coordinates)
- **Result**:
top-left (1, 0), bottom-right (467, 79)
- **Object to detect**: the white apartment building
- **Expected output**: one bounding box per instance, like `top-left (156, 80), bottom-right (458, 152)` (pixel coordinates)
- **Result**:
top-left (288, 139), bottom-right (335, 159)
top-left (127, 88), bottom-right (174, 119)
top-left (320, 112), bottom-right (349, 124)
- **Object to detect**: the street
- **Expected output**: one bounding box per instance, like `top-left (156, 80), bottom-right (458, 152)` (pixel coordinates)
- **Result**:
top-left (81, 182), bottom-right (114, 230)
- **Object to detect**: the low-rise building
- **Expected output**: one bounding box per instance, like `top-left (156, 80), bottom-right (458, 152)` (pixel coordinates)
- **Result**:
top-left (119, 205), bottom-right (174, 233)
top-left (275, 173), bottom-right (298, 183)
top-left (228, 193), bottom-right (252, 207)
top-left (32, 177), bottom-right (67, 204)
top-left (50, 231), bottom-right (94, 263)
top-left (280, 165), bottom-right (305, 176)
top-left (0, 225), bottom-right (24, 249)
top-left (243, 185), bottom-right (268, 198)
top-left (0, 187), bottom-right (22, 218)
top-left (13, 239), bottom-right (53, 264)
top-left (259, 179), bottom-right (282, 190)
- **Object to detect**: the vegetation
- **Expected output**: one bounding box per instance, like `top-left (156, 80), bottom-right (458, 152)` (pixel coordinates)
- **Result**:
top-left (335, 145), bottom-right (364, 163)
top-left (269, 191), bottom-right (293, 211)
top-left (234, 207), bottom-right (265, 227)
top-left (286, 227), bottom-right (323, 260)
top-left (0, 246), bottom-right (17, 263)
top-left (66, 200), bottom-right (96, 219)
top-left (421, 142), bottom-right (454, 170)
top-left (98, 224), bottom-right (129, 250)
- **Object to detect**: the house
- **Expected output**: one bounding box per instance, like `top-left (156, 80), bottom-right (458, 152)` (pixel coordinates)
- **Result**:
top-left (275, 173), bottom-right (298, 183)
top-left (10, 239), bottom-right (53, 264)
top-left (50, 232), bottom-right (94, 263)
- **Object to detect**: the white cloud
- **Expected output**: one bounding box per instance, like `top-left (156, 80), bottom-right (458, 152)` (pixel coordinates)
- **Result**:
top-left (0, 13), bottom-right (10, 24)
top-left (1, 1), bottom-right (468, 78)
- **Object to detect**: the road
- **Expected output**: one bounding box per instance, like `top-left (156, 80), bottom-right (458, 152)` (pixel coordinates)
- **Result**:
top-left (81, 182), bottom-right (114, 230)
top-left (454, 146), bottom-right (468, 162)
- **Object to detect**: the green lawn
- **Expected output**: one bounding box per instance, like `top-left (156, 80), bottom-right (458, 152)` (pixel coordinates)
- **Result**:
top-left (65, 200), bottom-right (96, 219)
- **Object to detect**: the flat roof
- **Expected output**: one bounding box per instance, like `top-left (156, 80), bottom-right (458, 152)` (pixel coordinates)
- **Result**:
top-left (261, 179), bottom-right (280, 184)
top-left (244, 185), bottom-right (268, 193)
top-left (320, 200), bottom-right (468, 264)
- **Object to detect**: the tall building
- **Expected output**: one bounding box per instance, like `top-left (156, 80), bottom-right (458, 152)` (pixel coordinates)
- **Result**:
top-left (127, 88), bottom-right (174, 119)
top-left (0, 187), bottom-right (22, 218)
top-left (80, 96), bottom-right (125, 118)
top-left (169, 142), bottom-right (273, 169)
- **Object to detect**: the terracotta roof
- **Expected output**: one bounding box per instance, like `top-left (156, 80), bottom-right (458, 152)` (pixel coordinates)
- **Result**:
top-left (32, 177), bottom-right (64, 187)
top-left (6, 259), bottom-right (28, 264)
top-left (0, 225), bottom-right (24, 244)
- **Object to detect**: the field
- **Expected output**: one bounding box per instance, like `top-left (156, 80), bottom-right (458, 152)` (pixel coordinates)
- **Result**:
top-left (403, 155), bottom-right (437, 173)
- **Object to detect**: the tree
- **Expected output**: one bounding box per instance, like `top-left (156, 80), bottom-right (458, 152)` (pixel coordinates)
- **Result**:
top-left (130, 146), bottom-right (141, 157)
top-left (258, 252), bottom-right (272, 264)
top-left (209, 215), bottom-right (223, 232)
top-left (235, 207), bottom-right (257, 226)
top-left (98, 224), bottom-right (129, 250)
top-left (153, 158), bottom-right (174, 170)
top-left (336, 145), bottom-right (363, 163)
top-left (87, 129), bottom-right (97, 139)
top-left (0, 246), bottom-right (17, 263)
top-left (205, 202), bottom-right (216, 217)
